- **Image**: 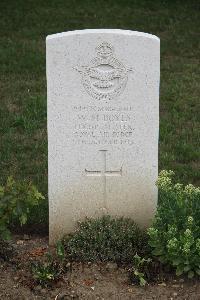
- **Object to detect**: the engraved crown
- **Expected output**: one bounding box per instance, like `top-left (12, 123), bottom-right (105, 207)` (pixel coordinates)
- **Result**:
top-left (96, 42), bottom-right (114, 58)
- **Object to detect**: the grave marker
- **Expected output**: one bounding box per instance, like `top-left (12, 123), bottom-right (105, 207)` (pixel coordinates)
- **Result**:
top-left (47, 29), bottom-right (160, 244)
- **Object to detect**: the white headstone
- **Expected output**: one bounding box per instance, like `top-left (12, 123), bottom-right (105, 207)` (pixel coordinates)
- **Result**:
top-left (47, 29), bottom-right (160, 244)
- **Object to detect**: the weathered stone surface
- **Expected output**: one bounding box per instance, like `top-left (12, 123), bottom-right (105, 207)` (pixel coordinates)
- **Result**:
top-left (47, 29), bottom-right (160, 244)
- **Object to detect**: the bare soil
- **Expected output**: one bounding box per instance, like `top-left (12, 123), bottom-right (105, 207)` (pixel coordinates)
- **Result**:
top-left (0, 235), bottom-right (200, 300)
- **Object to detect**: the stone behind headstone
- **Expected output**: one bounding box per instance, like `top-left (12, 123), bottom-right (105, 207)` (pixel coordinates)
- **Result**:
top-left (47, 29), bottom-right (160, 244)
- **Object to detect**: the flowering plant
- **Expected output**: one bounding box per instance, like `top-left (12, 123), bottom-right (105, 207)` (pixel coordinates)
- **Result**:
top-left (148, 171), bottom-right (200, 278)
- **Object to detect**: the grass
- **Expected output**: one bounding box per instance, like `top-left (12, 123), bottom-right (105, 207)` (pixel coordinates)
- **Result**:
top-left (0, 0), bottom-right (199, 226)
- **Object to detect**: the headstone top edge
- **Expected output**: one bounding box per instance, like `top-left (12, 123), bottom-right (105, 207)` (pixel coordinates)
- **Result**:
top-left (46, 29), bottom-right (160, 42)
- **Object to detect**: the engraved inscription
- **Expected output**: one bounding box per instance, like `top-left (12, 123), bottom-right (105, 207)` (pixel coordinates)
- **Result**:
top-left (72, 105), bottom-right (135, 146)
top-left (85, 150), bottom-right (122, 209)
top-left (75, 42), bottom-right (132, 100)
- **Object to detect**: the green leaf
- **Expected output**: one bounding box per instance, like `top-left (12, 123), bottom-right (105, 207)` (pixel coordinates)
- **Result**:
top-left (134, 270), bottom-right (139, 276)
top-left (159, 256), bottom-right (167, 263)
top-left (148, 240), bottom-right (157, 247)
top-left (188, 271), bottom-right (194, 279)
top-left (184, 265), bottom-right (191, 272)
top-left (56, 240), bottom-right (65, 260)
top-left (172, 258), bottom-right (181, 266)
top-left (195, 269), bottom-right (200, 276)
top-left (20, 213), bottom-right (27, 225)
top-left (7, 176), bottom-right (15, 188)
top-left (139, 277), bottom-right (147, 286)
top-left (152, 248), bottom-right (163, 256)
top-left (0, 186), bottom-right (4, 196)
top-left (176, 266), bottom-right (184, 276)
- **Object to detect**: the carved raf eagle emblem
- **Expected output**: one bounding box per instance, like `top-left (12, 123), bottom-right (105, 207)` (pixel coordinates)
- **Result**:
top-left (75, 42), bottom-right (132, 100)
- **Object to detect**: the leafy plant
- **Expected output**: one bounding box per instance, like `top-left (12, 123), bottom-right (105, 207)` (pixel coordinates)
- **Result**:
top-left (129, 254), bottom-right (152, 286)
top-left (32, 255), bottom-right (62, 286)
top-left (0, 176), bottom-right (44, 240)
top-left (32, 241), bottom-right (70, 286)
top-left (148, 170), bottom-right (200, 278)
top-left (63, 215), bottom-right (149, 263)
top-left (56, 240), bottom-right (65, 262)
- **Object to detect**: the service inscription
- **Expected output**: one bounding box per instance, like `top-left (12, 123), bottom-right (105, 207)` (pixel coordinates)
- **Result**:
top-left (71, 105), bottom-right (135, 146)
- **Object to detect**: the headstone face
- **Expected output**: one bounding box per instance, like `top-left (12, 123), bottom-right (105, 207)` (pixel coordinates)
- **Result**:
top-left (47, 29), bottom-right (160, 244)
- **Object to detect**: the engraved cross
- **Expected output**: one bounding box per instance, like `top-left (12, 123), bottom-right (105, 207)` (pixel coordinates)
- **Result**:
top-left (85, 150), bottom-right (122, 210)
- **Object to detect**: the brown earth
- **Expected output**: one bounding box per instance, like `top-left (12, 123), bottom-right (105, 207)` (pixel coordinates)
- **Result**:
top-left (0, 235), bottom-right (200, 300)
